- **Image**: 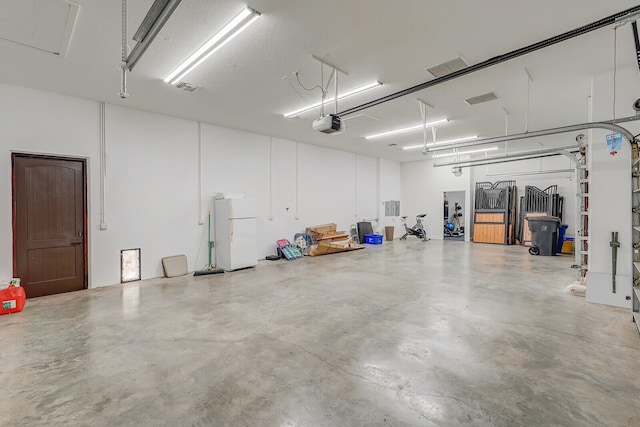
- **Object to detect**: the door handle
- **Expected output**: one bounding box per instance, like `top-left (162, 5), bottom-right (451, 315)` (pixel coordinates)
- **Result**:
top-left (78, 231), bottom-right (84, 238)
top-left (70, 240), bottom-right (82, 245)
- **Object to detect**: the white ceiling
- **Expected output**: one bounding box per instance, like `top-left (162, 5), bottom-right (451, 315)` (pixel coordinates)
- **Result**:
top-left (1, 0), bottom-right (638, 162)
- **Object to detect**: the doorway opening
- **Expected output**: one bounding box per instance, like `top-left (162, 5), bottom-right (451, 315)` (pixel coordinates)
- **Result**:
top-left (443, 191), bottom-right (465, 241)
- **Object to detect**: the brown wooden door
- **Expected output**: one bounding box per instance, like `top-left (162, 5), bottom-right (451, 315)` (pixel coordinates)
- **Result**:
top-left (13, 155), bottom-right (87, 298)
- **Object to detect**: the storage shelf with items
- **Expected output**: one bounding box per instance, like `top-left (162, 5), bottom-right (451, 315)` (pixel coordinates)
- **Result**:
top-left (632, 142), bottom-right (640, 334)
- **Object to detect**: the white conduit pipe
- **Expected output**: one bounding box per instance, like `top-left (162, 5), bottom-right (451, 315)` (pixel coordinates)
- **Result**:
top-left (197, 121), bottom-right (203, 225)
top-left (354, 155), bottom-right (358, 219)
top-left (428, 117), bottom-right (638, 153)
top-left (486, 168), bottom-right (574, 178)
top-left (269, 137), bottom-right (273, 220)
top-left (295, 142), bottom-right (299, 220)
top-left (99, 101), bottom-right (107, 230)
top-left (376, 158), bottom-right (381, 226)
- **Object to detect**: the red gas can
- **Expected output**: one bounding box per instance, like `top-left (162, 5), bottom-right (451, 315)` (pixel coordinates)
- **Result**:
top-left (0, 284), bottom-right (26, 315)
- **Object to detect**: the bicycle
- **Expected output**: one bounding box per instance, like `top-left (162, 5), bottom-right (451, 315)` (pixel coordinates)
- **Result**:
top-left (400, 214), bottom-right (429, 242)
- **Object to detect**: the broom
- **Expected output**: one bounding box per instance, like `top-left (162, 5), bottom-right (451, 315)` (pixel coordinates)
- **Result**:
top-left (194, 210), bottom-right (224, 276)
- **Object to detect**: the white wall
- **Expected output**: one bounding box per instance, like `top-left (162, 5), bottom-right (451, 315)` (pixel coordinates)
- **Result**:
top-left (0, 84), bottom-right (100, 283)
top-left (401, 159), bottom-right (472, 240)
top-left (397, 65), bottom-right (640, 309)
top-left (0, 83), bottom-right (401, 288)
top-left (471, 154), bottom-right (577, 237)
top-left (97, 105), bottom-right (201, 285)
top-left (586, 65), bottom-right (640, 308)
top-left (379, 159), bottom-right (402, 237)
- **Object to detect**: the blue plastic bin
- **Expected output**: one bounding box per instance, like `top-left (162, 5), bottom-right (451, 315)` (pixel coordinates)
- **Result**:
top-left (557, 224), bottom-right (568, 253)
top-left (365, 234), bottom-right (383, 244)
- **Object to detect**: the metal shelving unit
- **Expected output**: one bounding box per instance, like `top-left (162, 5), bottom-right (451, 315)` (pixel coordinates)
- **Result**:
top-left (632, 143), bottom-right (640, 334)
top-left (577, 156), bottom-right (589, 276)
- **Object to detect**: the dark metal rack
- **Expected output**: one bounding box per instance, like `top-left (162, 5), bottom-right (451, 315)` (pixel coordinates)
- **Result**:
top-left (473, 181), bottom-right (517, 245)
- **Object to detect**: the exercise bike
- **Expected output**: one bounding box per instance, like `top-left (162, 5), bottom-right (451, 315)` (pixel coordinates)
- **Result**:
top-left (400, 214), bottom-right (429, 242)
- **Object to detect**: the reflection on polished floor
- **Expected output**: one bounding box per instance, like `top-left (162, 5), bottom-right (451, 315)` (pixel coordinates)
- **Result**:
top-left (1, 240), bottom-right (639, 426)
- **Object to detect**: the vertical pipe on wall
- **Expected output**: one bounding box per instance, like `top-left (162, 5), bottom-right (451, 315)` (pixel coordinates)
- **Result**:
top-left (99, 101), bottom-right (107, 230)
top-left (269, 137), bottom-right (273, 220)
top-left (354, 155), bottom-right (358, 219)
top-left (295, 142), bottom-right (299, 220)
top-left (197, 121), bottom-right (203, 225)
top-left (376, 158), bottom-right (381, 226)
top-left (587, 77), bottom-right (594, 275)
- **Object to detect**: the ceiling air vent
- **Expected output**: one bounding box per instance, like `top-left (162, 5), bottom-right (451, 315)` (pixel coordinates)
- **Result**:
top-left (426, 57), bottom-right (469, 79)
top-left (464, 92), bottom-right (499, 106)
top-left (175, 82), bottom-right (200, 92)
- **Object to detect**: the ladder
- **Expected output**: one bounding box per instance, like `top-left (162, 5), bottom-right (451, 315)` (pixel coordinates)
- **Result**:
top-left (575, 153), bottom-right (589, 280)
top-left (632, 142), bottom-right (640, 334)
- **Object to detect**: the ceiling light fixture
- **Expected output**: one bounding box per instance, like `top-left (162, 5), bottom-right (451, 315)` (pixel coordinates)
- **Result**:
top-left (284, 81), bottom-right (382, 118)
top-left (431, 147), bottom-right (499, 158)
top-left (365, 119), bottom-right (449, 139)
top-left (164, 7), bottom-right (261, 85)
top-left (403, 135), bottom-right (479, 150)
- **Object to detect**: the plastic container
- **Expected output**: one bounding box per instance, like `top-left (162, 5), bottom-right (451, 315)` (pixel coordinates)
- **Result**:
top-left (562, 237), bottom-right (575, 253)
top-left (557, 224), bottom-right (568, 253)
top-left (365, 234), bottom-right (383, 244)
top-left (0, 284), bottom-right (26, 315)
top-left (527, 216), bottom-right (561, 256)
top-left (384, 226), bottom-right (394, 241)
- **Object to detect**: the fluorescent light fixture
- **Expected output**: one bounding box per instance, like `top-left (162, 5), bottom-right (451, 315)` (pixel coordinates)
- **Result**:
top-left (284, 81), bottom-right (382, 118)
top-left (164, 7), bottom-right (261, 85)
top-left (403, 135), bottom-right (479, 150)
top-left (431, 146), bottom-right (499, 158)
top-left (365, 119), bottom-right (449, 139)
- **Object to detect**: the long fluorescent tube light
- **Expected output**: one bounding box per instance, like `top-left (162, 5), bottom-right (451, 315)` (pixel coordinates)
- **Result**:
top-left (402, 135), bottom-right (478, 150)
top-left (164, 7), bottom-right (261, 85)
top-left (284, 81), bottom-right (382, 118)
top-left (365, 119), bottom-right (449, 139)
top-left (431, 147), bottom-right (499, 158)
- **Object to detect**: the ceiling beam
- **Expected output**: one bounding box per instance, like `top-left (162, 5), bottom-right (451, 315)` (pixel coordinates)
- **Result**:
top-left (126, 0), bottom-right (183, 71)
top-left (338, 5), bottom-right (640, 117)
top-left (426, 116), bottom-right (640, 153)
top-left (433, 146), bottom-right (579, 168)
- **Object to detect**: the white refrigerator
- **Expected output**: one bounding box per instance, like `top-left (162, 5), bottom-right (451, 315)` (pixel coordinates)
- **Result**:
top-left (214, 197), bottom-right (258, 271)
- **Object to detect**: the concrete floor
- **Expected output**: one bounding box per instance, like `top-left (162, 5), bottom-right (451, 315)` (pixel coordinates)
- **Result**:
top-left (1, 240), bottom-right (639, 426)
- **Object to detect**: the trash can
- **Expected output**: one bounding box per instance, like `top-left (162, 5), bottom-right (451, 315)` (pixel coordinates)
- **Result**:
top-left (385, 226), bottom-right (394, 242)
top-left (557, 224), bottom-right (568, 253)
top-left (527, 216), bottom-right (561, 256)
